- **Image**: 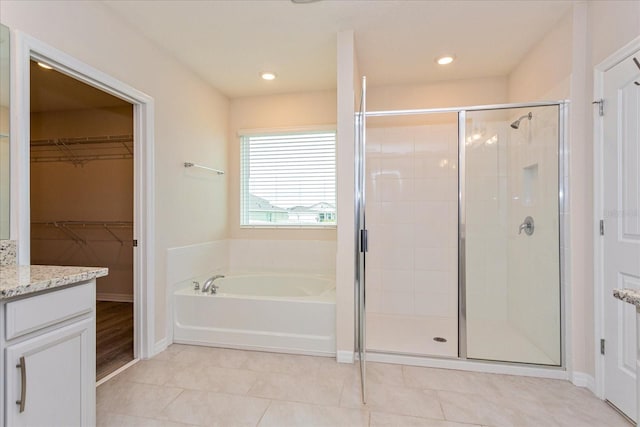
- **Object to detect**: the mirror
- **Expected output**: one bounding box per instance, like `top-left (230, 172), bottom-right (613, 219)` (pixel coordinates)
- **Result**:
top-left (0, 24), bottom-right (9, 239)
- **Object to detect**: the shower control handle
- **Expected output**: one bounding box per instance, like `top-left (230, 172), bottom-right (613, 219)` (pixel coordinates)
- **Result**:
top-left (518, 216), bottom-right (534, 236)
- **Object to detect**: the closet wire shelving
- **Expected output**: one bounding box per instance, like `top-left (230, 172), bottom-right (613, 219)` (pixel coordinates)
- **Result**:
top-left (30, 134), bottom-right (133, 166)
top-left (30, 134), bottom-right (134, 245)
top-left (31, 221), bottom-right (134, 245)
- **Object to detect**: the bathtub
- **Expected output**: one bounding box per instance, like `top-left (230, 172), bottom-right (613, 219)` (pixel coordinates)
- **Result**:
top-left (173, 273), bottom-right (336, 355)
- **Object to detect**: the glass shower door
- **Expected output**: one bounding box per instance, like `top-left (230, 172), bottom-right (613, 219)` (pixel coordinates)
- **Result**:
top-left (462, 105), bottom-right (561, 365)
top-left (355, 77), bottom-right (367, 403)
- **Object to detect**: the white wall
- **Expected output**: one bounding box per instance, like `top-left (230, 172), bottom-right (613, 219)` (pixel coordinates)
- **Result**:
top-left (335, 30), bottom-right (357, 359)
top-left (0, 0), bottom-right (230, 350)
top-left (368, 77), bottom-right (508, 111)
top-left (508, 11), bottom-right (573, 102)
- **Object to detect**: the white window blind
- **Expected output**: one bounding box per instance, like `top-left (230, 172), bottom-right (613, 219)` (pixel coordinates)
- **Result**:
top-left (241, 131), bottom-right (336, 227)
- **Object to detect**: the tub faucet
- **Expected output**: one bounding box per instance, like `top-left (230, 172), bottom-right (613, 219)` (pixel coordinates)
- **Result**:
top-left (203, 275), bottom-right (224, 294)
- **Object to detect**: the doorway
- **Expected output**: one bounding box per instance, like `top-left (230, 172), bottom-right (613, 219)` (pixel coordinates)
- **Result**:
top-left (14, 33), bottom-right (155, 363)
top-left (29, 60), bottom-right (135, 380)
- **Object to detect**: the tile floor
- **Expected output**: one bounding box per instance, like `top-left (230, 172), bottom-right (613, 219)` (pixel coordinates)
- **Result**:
top-left (97, 344), bottom-right (631, 427)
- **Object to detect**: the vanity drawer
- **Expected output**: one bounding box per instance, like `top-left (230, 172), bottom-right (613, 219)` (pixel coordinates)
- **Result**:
top-left (5, 282), bottom-right (94, 340)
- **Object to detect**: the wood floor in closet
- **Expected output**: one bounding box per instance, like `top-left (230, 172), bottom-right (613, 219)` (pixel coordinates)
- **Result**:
top-left (97, 301), bottom-right (134, 381)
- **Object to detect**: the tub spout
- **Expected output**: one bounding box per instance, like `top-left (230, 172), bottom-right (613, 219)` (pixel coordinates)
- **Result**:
top-left (203, 275), bottom-right (224, 293)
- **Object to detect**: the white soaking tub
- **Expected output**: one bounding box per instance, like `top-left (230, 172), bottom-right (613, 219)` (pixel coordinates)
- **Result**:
top-left (173, 273), bottom-right (336, 355)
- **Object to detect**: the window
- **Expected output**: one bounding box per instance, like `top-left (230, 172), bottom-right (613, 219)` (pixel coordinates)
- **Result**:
top-left (240, 131), bottom-right (336, 227)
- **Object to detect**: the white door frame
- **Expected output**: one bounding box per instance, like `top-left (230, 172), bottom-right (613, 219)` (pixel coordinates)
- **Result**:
top-left (594, 35), bottom-right (640, 399)
top-left (10, 31), bottom-right (156, 359)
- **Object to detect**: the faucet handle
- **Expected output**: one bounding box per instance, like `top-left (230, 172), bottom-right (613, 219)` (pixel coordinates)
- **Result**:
top-left (518, 216), bottom-right (535, 236)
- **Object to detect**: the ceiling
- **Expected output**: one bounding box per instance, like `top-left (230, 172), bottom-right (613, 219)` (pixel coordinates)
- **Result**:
top-left (30, 61), bottom-right (131, 113)
top-left (103, 0), bottom-right (574, 99)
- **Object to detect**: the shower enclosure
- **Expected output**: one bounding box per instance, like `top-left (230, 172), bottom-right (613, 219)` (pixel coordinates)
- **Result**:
top-left (354, 78), bottom-right (566, 399)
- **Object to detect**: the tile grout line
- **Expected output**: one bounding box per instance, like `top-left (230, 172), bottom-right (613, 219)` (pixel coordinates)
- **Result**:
top-left (435, 390), bottom-right (448, 422)
top-left (254, 399), bottom-right (273, 427)
top-left (155, 387), bottom-right (187, 423)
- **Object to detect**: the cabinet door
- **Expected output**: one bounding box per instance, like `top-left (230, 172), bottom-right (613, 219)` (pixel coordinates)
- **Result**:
top-left (5, 318), bottom-right (95, 427)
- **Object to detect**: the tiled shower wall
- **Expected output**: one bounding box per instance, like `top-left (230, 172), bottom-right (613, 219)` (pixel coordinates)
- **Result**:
top-left (506, 106), bottom-right (561, 363)
top-left (365, 119), bottom-right (458, 330)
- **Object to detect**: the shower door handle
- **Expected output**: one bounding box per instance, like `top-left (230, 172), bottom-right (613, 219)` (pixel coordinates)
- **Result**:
top-left (360, 229), bottom-right (368, 252)
top-left (518, 216), bottom-right (534, 236)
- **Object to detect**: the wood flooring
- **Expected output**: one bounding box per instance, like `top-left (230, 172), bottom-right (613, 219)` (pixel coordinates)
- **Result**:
top-left (96, 301), bottom-right (133, 381)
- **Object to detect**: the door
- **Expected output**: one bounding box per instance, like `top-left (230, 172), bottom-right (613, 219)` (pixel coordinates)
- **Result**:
top-left (5, 318), bottom-right (95, 426)
top-left (603, 49), bottom-right (640, 421)
top-left (355, 76), bottom-right (367, 403)
top-left (463, 105), bottom-right (562, 365)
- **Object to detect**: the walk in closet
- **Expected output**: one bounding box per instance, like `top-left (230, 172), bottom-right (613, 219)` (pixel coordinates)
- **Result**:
top-left (29, 60), bottom-right (135, 380)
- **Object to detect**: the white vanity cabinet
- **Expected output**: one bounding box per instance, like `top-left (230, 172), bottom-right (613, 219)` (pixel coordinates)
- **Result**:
top-left (1, 280), bottom-right (97, 427)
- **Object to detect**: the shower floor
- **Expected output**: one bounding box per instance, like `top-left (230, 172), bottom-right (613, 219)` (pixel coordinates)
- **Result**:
top-left (366, 314), bottom-right (557, 366)
top-left (466, 319), bottom-right (558, 365)
top-left (366, 313), bottom-right (458, 357)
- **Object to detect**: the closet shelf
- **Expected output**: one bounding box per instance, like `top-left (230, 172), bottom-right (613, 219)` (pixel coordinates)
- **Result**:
top-left (31, 221), bottom-right (133, 245)
top-left (30, 134), bottom-right (133, 166)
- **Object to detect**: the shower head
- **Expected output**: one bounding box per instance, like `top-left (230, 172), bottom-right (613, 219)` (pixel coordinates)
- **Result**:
top-left (510, 112), bottom-right (533, 129)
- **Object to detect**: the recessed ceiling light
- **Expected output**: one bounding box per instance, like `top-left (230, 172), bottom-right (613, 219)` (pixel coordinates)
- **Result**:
top-left (261, 72), bottom-right (277, 81)
top-left (436, 55), bottom-right (456, 65)
top-left (37, 62), bottom-right (53, 70)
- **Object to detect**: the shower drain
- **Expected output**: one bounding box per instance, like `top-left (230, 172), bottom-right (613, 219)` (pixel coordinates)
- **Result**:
top-left (433, 337), bottom-right (447, 343)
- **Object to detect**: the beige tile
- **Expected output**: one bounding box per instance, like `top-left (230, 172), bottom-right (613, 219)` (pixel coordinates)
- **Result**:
top-left (403, 366), bottom-right (499, 395)
top-left (165, 364), bottom-right (258, 394)
top-left (97, 412), bottom-right (196, 427)
top-left (118, 360), bottom-right (177, 385)
top-left (437, 389), bottom-right (559, 427)
top-left (315, 357), bottom-right (359, 382)
top-left (540, 395), bottom-right (632, 427)
top-left (367, 362), bottom-right (406, 386)
top-left (169, 345), bottom-right (251, 369)
top-left (97, 378), bottom-right (184, 419)
top-left (244, 350), bottom-right (321, 375)
top-left (370, 411), bottom-right (482, 427)
top-left (484, 374), bottom-right (630, 425)
top-left (258, 401), bottom-right (369, 427)
top-left (488, 374), bottom-right (585, 403)
top-left (341, 378), bottom-right (445, 420)
top-left (161, 389), bottom-right (270, 427)
top-left (151, 344), bottom-right (190, 362)
top-left (248, 371), bottom-right (344, 406)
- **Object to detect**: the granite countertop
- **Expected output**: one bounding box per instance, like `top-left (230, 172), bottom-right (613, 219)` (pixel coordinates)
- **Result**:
top-left (614, 288), bottom-right (640, 308)
top-left (0, 265), bottom-right (108, 300)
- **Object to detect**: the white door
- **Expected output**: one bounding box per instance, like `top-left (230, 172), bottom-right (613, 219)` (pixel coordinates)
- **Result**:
top-left (603, 48), bottom-right (640, 421)
top-left (5, 319), bottom-right (94, 427)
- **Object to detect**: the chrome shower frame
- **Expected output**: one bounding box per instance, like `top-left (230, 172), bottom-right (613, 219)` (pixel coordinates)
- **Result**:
top-left (357, 99), bottom-right (568, 370)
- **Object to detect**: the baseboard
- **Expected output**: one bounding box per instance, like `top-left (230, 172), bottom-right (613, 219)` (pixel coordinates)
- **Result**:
top-left (152, 337), bottom-right (168, 358)
top-left (337, 350), bottom-right (354, 364)
top-left (96, 292), bottom-right (133, 303)
top-left (572, 371), bottom-right (596, 395)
